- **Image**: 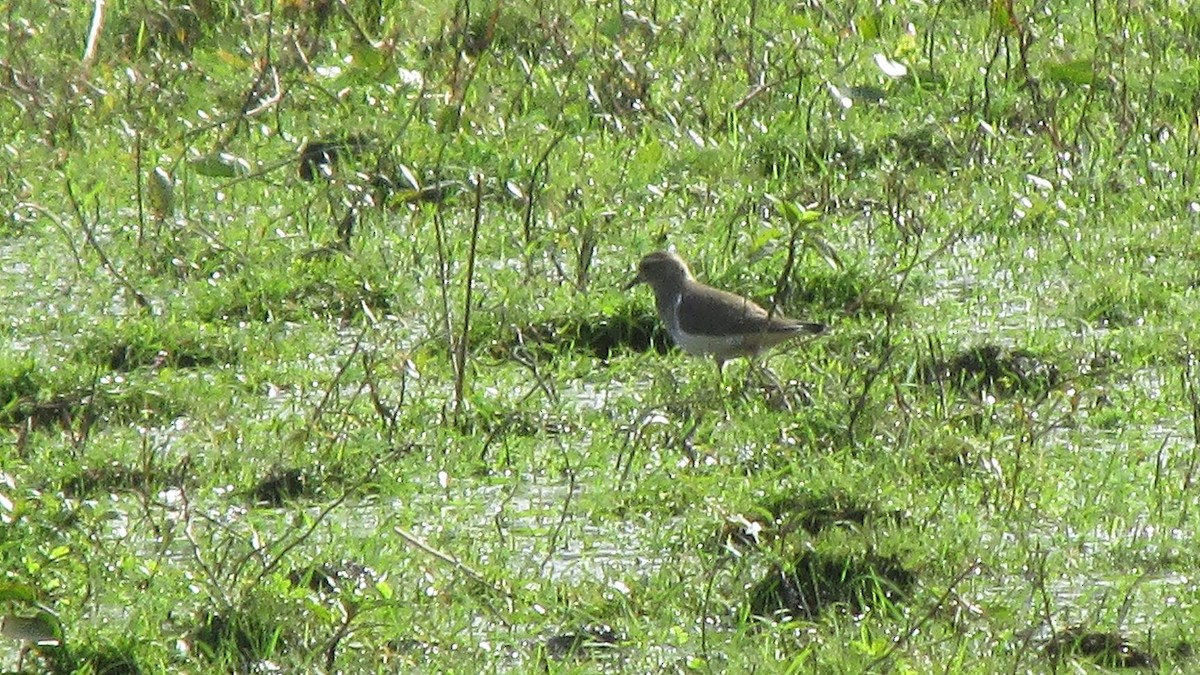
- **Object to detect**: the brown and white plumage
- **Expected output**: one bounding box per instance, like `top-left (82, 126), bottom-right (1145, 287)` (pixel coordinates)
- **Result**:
top-left (626, 250), bottom-right (828, 371)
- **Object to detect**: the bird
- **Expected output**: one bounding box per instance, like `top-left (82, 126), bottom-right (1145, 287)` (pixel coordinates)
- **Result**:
top-left (625, 250), bottom-right (828, 374)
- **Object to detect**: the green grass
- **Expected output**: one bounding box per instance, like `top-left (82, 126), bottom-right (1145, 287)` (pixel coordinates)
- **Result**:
top-left (3, 0), bottom-right (1200, 671)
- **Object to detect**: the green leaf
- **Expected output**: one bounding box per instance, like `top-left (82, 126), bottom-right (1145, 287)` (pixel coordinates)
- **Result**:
top-left (375, 578), bottom-right (394, 600)
top-left (189, 152), bottom-right (251, 178)
top-left (789, 14), bottom-right (838, 48)
top-left (750, 226), bottom-right (787, 251)
top-left (633, 139), bottom-right (663, 168)
top-left (1043, 58), bottom-right (1096, 85)
top-left (855, 12), bottom-right (881, 40)
top-left (350, 43), bottom-right (387, 73)
top-left (765, 194), bottom-right (820, 226)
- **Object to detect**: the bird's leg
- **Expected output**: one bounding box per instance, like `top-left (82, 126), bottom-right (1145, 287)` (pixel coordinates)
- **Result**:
top-left (724, 360), bottom-right (754, 404)
top-left (762, 358), bottom-right (817, 409)
top-left (708, 358), bottom-right (740, 419)
top-left (715, 357), bottom-right (739, 401)
top-left (747, 360), bottom-right (798, 411)
top-left (757, 361), bottom-right (785, 390)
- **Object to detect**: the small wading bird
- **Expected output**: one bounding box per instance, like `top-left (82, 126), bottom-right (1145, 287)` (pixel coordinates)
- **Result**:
top-left (626, 250), bottom-right (829, 375)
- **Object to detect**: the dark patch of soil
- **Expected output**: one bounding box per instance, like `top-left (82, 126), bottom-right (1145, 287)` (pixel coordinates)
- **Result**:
top-left (22, 641), bottom-right (143, 675)
top-left (384, 638), bottom-right (442, 659)
top-left (748, 550), bottom-right (916, 621)
top-left (68, 644), bottom-right (143, 675)
top-left (390, 179), bottom-right (463, 205)
top-left (186, 610), bottom-right (286, 664)
top-left (1044, 626), bottom-right (1156, 669)
top-left (197, 275), bottom-right (397, 324)
top-left (4, 388), bottom-right (182, 438)
top-left (713, 493), bottom-right (905, 554)
top-left (250, 467), bottom-right (315, 506)
top-left (458, 410), bottom-right (576, 440)
top-left (105, 343), bottom-right (223, 371)
top-left (61, 459), bottom-right (189, 498)
top-left (297, 136), bottom-right (370, 182)
top-left (494, 309), bottom-right (670, 362)
top-left (922, 343), bottom-right (1060, 397)
top-left (0, 362), bottom-right (85, 434)
top-left (544, 624), bottom-right (621, 660)
top-left (759, 127), bottom-right (959, 178)
top-left (1079, 349), bottom-right (1121, 375)
top-left (1, 393), bottom-right (90, 432)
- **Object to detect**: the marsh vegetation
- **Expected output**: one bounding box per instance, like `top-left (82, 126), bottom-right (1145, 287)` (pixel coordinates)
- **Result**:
top-left (2, 0), bottom-right (1200, 671)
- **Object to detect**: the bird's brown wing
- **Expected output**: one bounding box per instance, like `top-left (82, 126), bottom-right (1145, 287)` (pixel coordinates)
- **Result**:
top-left (677, 283), bottom-right (800, 337)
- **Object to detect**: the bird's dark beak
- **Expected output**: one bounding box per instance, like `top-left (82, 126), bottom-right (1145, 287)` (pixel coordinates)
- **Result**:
top-left (623, 273), bottom-right (643, 290)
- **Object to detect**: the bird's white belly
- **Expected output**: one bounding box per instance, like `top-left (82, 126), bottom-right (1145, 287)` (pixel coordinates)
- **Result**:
top-left (672, 330), bottom-right (745, 357)
top-left (663, 292), bottom-right (744, 357)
